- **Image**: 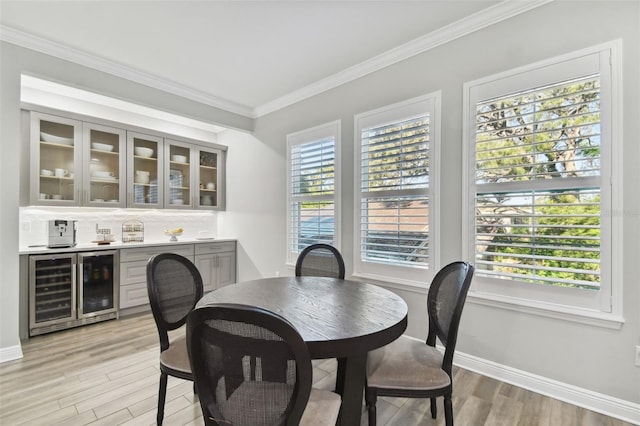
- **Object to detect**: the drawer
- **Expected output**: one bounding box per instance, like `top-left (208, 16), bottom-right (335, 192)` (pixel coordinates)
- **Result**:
top-left (120, 244), bottom-right (194, 262)
top-left (120, 256), bottom-right (194, 286)
top-left (120, 282), bottom-right (149, 309)
top-left (194, 241), bottom-right (236, 256)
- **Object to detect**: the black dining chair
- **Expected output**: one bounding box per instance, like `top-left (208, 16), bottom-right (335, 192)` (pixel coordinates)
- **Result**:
top-left (187, 303), bottom-right (342, 426)
top-left (295, 243), bottom-right (345, 279)
top-left (365, 261), bottom-right (475, 426)
top-left (147, 253), bottom-right (204, 425)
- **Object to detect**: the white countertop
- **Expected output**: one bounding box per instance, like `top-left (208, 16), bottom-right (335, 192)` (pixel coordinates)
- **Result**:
top-left (19, 237), bottom-right (236, 255)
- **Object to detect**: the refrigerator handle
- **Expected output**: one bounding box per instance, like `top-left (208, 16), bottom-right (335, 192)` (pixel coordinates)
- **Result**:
top-left (72, 257), bottom-right (79, 318)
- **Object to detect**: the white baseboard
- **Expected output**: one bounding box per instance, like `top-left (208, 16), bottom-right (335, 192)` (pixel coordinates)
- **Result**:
top-left (453, 349), bottom-right (640, 425)
top-left (0, 344), bottom-right (23, 364)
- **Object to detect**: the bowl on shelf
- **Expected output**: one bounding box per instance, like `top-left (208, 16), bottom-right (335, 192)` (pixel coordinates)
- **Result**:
top-left (92, 170), bottom-right (115, 178)
top-left (40, 132), bottom-right (73, 145)
top-left (164, 230), bottom-right (183, 242)
top-left (134, 146), bottom-right (154, 157)
top-left (92, 142), bottom-right (114, 152)
top-left (171, 154), bottom-right (187, 163)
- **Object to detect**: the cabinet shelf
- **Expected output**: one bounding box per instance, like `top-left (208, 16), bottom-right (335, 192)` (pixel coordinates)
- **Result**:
top-left (200, 165), bottom-right (217, 170)
top-left (40, 175), bottom-right (74, 180)
top-left (91, 149), bottom-right (119, 155)
top-left (91, 179), bottom-right (120, 184)
top-left (40, 141), bottom-right (74, 149)
top-left (133, 155), bottom-right (157, 161)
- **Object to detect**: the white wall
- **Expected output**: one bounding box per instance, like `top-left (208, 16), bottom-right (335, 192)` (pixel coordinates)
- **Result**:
top-left (240, 0), bottom-right (639, 410)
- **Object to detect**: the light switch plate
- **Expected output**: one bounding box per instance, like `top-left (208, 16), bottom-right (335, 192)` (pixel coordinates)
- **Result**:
top-left (635, 345), bottom-right (640, 367)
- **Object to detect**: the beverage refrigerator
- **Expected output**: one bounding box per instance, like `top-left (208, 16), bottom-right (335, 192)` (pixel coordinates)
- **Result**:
top-left (29, 250), bottom-right (119, 336)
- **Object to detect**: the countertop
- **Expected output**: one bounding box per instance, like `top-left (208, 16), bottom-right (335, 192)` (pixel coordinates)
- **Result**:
top-left (19, 237), bottom-right (236, 255)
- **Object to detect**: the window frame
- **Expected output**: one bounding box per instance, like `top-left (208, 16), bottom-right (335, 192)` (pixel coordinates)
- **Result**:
top-left (353, 92), bottom-right (441, 287)
top-left (286, 120), bottom-right (341, 265)
top-left (462, 41), bottom-right (623, 328)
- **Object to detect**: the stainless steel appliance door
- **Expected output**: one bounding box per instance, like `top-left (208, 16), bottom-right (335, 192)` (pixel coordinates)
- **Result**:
top-left (29, 253), bottom-right (77, 332)
top-left (77, 250), bottom-right (119, 319)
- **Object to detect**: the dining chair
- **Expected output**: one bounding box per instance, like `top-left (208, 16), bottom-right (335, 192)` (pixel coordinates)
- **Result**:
top-left (365, 261), bottom-right (475, 426)
top-left (295, 243), bottom-right (345, 279)
top-left (147, 253), bottom-right (204, 426)
top-left (186, 303), bottom-right (342, 426)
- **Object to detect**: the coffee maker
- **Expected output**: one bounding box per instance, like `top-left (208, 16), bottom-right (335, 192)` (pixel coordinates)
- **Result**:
top-left (47, 220), bottom-right (77, 248)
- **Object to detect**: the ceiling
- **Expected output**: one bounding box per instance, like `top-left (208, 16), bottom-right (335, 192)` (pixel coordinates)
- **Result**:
top-left (1, 1), bottom-right (547, 118)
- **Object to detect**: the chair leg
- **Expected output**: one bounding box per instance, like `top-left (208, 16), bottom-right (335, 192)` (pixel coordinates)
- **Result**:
top-left (157, 372), bottom-right (168, 425)
top-left (430, 397), bottom-right (437, 418)
top-left (365, 389), bottom-right (377, 426)
top-left (335, 357), bottom-right (346, 394)
top-left (444, 394), bottom-right (453, 426)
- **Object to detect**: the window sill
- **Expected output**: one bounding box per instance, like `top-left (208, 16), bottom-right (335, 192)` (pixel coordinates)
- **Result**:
top-left (467, 291), bottom-right (625, 330)
top-left (350, 272), bottom-right (428, 295)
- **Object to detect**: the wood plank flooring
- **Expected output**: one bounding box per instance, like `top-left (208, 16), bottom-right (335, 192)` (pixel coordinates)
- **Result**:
top-left (0, 313), bottom-right (632, 426)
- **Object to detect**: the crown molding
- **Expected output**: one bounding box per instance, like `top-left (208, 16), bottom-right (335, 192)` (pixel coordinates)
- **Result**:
top-left (1, 0), bottom-right (552, 120)
top-left (253, 0), bottom-right (553, 117)
top-left (0, 25), bottom-right (255, 119)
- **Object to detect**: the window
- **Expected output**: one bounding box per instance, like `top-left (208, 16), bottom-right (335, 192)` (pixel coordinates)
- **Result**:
top-left (463, 42), bottom-right (621, 321)
top-left (287, 121), bottom-right (340, 263)
top-left (354, 94), bottom-right (440, 285)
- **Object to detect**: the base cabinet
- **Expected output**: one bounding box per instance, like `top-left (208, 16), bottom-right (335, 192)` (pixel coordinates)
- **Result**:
top-left (194, 241), bottom-right (237, 293)
top-left (119, 244), bottom-right (194, 310)
top-left (119, 241), bottom-right (236, 312)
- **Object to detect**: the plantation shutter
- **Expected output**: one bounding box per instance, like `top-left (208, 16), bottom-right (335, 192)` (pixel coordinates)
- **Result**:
top-left (289, 136), bottom-right (336, 253)
top-left (473, 75), bottom-right (602, 290)
top-left (359, 114), bottom-right (430, 267)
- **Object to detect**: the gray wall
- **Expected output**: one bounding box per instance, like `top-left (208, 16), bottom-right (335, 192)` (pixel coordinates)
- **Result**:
top-left (247, 1), bottom-right (640, 403)
top-left (2, 0), bottom-right (638, 409)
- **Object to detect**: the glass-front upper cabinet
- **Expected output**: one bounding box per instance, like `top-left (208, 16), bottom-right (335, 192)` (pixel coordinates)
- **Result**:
top-left (127, 132), bottom-right (164, 208)
top-left (164, 139), bottom-right (194, 209)
top-left (30, 112), bottom-right (82, 206)
top-left (83, 123), bottom-right (126, 207)
top-left (195, 146), bottom-right (224, 210)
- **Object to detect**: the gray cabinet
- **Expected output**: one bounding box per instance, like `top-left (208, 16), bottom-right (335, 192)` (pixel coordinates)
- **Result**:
top-left (194, 241), bottom-right (236, 292)
top-left (27, 109), bottom-right (227, 210)
top-left (119, 244), bottom-right (194, 310)
top-left (83, 122), bottom-right (126, 207)
top-left (127, 131), bottom-right (164, 208)
top-left (29, 112), bottom-right (83, 205)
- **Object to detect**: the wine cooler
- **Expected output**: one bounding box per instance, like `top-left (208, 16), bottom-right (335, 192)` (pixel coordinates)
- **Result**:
top-left (29, 251), bottom-right (119, 336)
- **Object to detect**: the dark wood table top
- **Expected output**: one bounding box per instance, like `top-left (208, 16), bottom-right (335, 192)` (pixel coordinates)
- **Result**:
top-left (196, 276), bottom-right (408, 359)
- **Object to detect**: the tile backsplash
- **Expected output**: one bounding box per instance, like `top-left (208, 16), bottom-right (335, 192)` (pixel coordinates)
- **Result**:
top-left (20, 207), bottom-right (218, 247)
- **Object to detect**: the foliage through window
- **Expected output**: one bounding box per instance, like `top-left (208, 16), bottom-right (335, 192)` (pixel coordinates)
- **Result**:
top-left (474, 76), bottom-right (602, 290)
top-left (464, 43), bottom-right (620, 316)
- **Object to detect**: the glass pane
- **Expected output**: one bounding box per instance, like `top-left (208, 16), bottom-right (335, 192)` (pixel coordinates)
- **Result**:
top-left (361, 115), bottom-right (430, 192)
top-left (169, 145), bottom-right (191, 207)
top-left (290, 201), bottom-right (335, 251)
top-left (89, 129), bottom-right (121, 203)
top-left (133, 138), bottom-right (159, 205)
top-left (81, 253), bottom-right (114, 314)
top-left (474, 188), bottom-right (601, 289)
top-left (360, 196), bottom-right (429, 266)
top-left (33, 257), bottom-right (73, 323)
top-left (39, 120), bottom-right (76, 202)
top-left (475, 76), bottom-right (601, 184)
top-left (199, 150), bottom-right (218, 207)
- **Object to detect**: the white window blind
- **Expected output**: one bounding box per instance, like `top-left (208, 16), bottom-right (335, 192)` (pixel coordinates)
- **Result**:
top-left (359, 114), bottom-right (430, 267)
top-left (287, 122), bottom-right (340, 262)
top-left (474, 75), bottom-right (602, 290)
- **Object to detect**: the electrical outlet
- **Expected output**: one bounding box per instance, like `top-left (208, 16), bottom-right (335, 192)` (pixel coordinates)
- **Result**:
top-left (635, 345), bottom-right (640, 367)
top-left (21, 221), bottom-right (31, 232)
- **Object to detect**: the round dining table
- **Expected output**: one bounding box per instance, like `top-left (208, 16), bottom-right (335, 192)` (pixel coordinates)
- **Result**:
top-left (196, 275), bottom-right (408, 425)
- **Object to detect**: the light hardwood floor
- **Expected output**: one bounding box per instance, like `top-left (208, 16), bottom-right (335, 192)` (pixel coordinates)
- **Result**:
top-left (0, 313), bottom-right (632, 426)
